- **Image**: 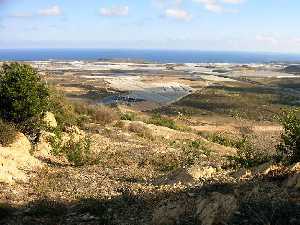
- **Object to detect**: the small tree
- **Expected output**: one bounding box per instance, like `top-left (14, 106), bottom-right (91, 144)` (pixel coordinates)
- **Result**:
top-left (0, 63), bottom-right (49, 123)
top-left (276, 109), bottom-right (300, 164)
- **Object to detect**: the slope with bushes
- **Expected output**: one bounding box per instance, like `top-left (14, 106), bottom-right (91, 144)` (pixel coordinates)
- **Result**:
top-left (0, 63), bottom-right (299, 225)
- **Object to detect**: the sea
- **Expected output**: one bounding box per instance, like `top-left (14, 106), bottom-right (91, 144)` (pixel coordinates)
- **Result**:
top-left (1, 48), bottom-right (300, 64)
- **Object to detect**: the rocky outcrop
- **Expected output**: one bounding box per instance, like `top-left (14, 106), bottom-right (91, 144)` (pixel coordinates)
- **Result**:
top-left (34, 131), bottom-right (54, 159)
top-left (196, 192), bottom-right (238, 225)
top-left (152, 200), bottom-right (187, 225)
top-left (233, 162), bottom-right (284, 180)
top-left (0, 132), bottom-right (42, 184)
top-left (154, 166), bottom-right (217, 185)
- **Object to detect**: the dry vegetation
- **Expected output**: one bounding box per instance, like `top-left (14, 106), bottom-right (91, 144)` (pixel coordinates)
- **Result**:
top-left (1, 63), bottom-right (300, 225)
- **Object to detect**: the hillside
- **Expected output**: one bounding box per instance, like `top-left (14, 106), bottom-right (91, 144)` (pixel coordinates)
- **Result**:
top-left (0, 63), bottom-right (300, 225)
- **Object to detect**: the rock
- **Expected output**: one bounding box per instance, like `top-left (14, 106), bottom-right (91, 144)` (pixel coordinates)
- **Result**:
top-left (34, 131), bottom-right (55, 159)
top-left (233, 163), bottom-right (283, 180)
top-left (43, 112), bottom-right (57, 128)
top-left (154, 166), bottom-right (217, 185)
top-left (187, 166), bottom-right (217, 180)
top-left (196, 192), bottom-right (238, 225)
top-left (285, 173), bottom-right (300, 189)
top-left (152, 201), bottom-right (186, 225)
top-left (254, 162), bottom-right (282, 176)
top-left (289, 162), bottom-right (300, 173)
top-left (0, 132), bottom-right (42, 184)
top-left (232, 168), bottom-right (252, 180)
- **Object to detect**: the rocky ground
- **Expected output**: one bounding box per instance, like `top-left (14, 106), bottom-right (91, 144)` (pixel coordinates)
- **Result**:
top-left (1, 109), bottom-right (299, 225)
top-left (1, 61), bottom-right (300, 225)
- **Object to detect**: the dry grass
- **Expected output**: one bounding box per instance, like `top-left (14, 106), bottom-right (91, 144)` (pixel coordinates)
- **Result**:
top-left (93, 105), bottom-right (120, 125)
top-left (128, 122), bottom-right (154, 139)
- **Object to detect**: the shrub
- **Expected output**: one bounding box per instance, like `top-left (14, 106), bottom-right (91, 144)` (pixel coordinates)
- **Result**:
top-left (48, 88), bottom-right (79, 128)
top-left (49, 131), bottom-right (93, 167)
top-left (93, 105), bottom-right (119, 125)
top-left (63, 137), bottom-right (92, 166)
top-left (226, 136), bottom-right (270, 168)
top-left (121, 112), bottom-right (136, 121)
top-left (73, 101), bottom-right (96, 116)
top-left (179, 140), bottom-right (211, 166)
top-left (147, 113), bottom-right (178, 130)
top-left (0, 120), bottom-right (17, 146)
top-left (209, 133), bottom-right (269, 168)
top-left (276, 109), bottom-right (300, 164)
top-left (0, 63), bottom-right (49, 123)
top-left (128, 122), bottom-right (153, 139)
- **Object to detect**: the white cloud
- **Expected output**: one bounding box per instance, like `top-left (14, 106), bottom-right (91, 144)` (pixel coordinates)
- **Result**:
top-left (193, 0), bottom-right (245, 13)
top-left (222, 0), bottom-right (244, 4)
top-left (193, 0), bottom-right (223, 13)
top-left (38, 5), bottom-right (62, 16)
top-left (165, 8), bottom-right (192, 21)
top-left (100, 6), bottom-right (129, 17)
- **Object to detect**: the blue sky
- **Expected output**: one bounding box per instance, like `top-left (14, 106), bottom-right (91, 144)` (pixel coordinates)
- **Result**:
top-left (0, 0), bottom-right (300, 53)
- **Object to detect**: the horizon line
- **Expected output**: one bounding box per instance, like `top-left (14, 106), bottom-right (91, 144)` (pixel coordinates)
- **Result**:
top-left (1, 48), bottom-right (300, 56)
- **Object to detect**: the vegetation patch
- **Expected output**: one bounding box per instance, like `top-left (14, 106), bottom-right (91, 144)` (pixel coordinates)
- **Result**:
top-left (128, 122), bottom-right (154, 139)
top-left (0, 120), bottom-right (17, 146)
top-left (49, 129), bottom-right (93, 166)
top-left (209, 133), bottom-right (270, 168)
top-left (276, 109), bottom-right (300, 164)
top-left (121, 112), bottom-right (136, 121)
top-left (0, 63), bottom-right (49, 124)
top-left (147, 113), bottom-right (179, 130)
top-left (92, 105), bottom-right (119, 125)
top-left (170, 139), bottom-right (212, 167)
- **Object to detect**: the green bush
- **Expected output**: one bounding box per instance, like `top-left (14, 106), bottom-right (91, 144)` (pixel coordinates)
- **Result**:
top-left (209, 133), bottom-right (269, 168)
top-left (48, 88), bottom-right (79, 128)
top-left (181, 140), bottom-right (212, 166)
top-left (0, 120), bottom-right (17, 146)
top-left (64, 137), bottom-right (92, 166)
top-left (209, 133), bottom-right (247, 149)
top-left (0, 63), bottom-right (49, 123)
top-left (147, 113), bottom-right (178, 130)
top-left (276, 110), bottom-right (300, 164)
top-left (49, 131), bottom-right (93, 167)
top-left (121, 112), bottom-right (136, 121)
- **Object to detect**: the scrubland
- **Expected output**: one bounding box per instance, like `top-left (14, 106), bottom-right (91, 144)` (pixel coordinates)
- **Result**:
top-left (0, 62), bottom-right (299, 225)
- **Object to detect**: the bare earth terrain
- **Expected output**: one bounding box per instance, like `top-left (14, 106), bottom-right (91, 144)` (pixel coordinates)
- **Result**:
top-left (1, 60), bottom-right (300, 225)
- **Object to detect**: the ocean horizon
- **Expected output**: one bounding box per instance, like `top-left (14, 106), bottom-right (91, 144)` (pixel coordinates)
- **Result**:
top-left (1, 48), bottom-right (300, 64)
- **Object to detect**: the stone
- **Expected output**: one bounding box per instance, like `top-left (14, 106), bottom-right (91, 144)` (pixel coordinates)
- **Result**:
top-left (34, 131), bottom-right (55, 159)
top-left (285, 173), bottom-right (300, 189)
top-left (187, 166), bottom-right (217, 180)
top-left (154, 166), bottom-right (217, 185)
top-left (43, 112), bottom-right (57, 128)
top-left (232, 168), bottom-right (252, 180)
top-left (152, 201), bottom-right (186, 225)
top-left (196, 192), bottom-right (238, 225)
top-left (289, 162), bottom-right (300, 173)
top-left (0, 132), bottom-right (42, 184)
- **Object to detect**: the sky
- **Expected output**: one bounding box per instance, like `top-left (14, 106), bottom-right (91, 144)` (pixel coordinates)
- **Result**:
top-left (0, 0), bottom-right (300, 53)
